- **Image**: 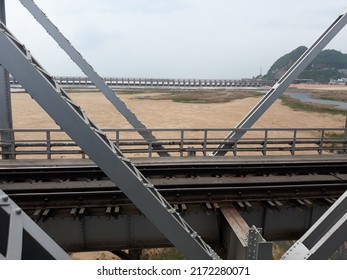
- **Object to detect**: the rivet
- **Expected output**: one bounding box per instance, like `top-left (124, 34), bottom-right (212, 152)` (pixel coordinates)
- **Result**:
top-left (15, 208), bottom-right (22, 215)
top-left (2, 195), bottom-right (9, 202)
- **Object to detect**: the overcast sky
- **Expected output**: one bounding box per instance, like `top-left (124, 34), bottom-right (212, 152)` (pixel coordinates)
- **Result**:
top-left (4, 0), bottom-right (347, 79)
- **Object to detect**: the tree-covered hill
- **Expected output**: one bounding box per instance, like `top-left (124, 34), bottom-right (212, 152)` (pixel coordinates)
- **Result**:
top-left (263, 46), bottom-right (347, 83)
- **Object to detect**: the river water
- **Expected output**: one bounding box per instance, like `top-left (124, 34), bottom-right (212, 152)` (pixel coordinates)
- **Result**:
top-left (284, 91), bottom-right (347, 110)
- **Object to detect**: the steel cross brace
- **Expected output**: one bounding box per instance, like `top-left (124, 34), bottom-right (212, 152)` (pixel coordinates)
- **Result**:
top-left (282, 190), bottom-right (347, 260)
top-left (0, 189), bottom-right (71, 260)
top-left (18, 0), bottom-right (169, 157)
top-left (212, 9), bottom-right (347, 156)
top-left (0, 22), bottom-right (220, 260)
top-left (246, 227), bottom-right (272, 260)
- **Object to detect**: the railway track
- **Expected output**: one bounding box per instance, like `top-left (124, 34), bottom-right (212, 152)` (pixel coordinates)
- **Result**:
top-left (1, 158), bottom-right (346, 218)
top-left (1, 157), bottom-right (347, 180)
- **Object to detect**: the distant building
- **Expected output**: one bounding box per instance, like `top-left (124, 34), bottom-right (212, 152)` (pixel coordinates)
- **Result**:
top-left (329, 78), bottom-right (347, 85)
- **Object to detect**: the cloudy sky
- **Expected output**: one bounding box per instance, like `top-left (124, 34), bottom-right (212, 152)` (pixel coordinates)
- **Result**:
top-left (4, 0), bottom-right (347, 79)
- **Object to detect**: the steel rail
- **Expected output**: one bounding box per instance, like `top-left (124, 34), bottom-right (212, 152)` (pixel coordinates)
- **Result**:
top-left (2, 160), bottom-right (347, 198)
top-left (1, 160), bottom-right (347, 181)
top-left (5, 180), bottom-right (346, 213)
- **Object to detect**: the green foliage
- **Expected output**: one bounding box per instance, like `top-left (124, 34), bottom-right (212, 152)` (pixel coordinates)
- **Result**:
top-left (299, 69), bottom-right (345, 84)
top-left (265, 46), bottom-right (307, 80)
top-left (263, 47), bottom-right (347, 83)
top-left (272, 241), bottom-right (295, 260)
top-left (137, 90), bottom-right (262, 104)
top-left (141, 248), bottom-right (185, 260)
top-left (308, 49), bottom-right (347, 70)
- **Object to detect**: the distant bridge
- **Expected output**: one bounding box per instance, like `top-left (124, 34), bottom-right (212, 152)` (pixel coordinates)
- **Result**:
top-left (10, 76), bottom-right (275, 88)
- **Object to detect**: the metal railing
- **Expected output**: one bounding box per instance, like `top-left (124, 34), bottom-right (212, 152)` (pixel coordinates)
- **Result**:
top-left (1, 127), bottom-right (346, 159)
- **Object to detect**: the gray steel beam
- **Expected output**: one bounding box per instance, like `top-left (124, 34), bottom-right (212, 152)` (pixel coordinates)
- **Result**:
top-left (212, 9), bottom-right (347, 156)
top-left (240, 202), bottom-right (329, 241)
top-left (0, 189), bottom-right (71, 260)
top-left (0, 0), bottom-right (14, 159)
top-left (21, 202), bottom-right (330, 253)
top-left (282, 191), bottom-right (347, 260)
top-left (37, 211), bottom-right (220, 254)
top-left (0, 22), bottom-right (219, 260)
top-left (19, 0), bottom-right (169, 157)
top-left (0, 0), bottom-right (4, 20)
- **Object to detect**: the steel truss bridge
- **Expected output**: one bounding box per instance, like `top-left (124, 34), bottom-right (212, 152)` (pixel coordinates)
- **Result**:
top-left (0, 1), bottom-right (347, 260)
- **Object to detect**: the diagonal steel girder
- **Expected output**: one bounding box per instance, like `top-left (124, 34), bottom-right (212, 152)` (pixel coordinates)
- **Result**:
top-left (212, 9), bottom-right (347, 156)
top-left (18, 0), bottom-right (169, 157)
top-left (0, 21), bottom-right (220, 260)
top-left (0, 0), bottom-right (14, 159)
top-left (282, 190), bottom-right (347, 260)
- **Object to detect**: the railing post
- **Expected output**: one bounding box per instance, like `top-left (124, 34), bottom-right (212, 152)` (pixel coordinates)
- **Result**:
top-left (232, 129), bottom-right (237, 156)
top-left (46, 130), bottom-right (51, 159)
top-left (180, 130), bottom-right (184, 157)
top-left (115, 130), bottom-right (120, 149)
top-left (203, 130), bottom-right (208, 156)
top-left (318, 129), bottom-right (324, 155)
top-left (262, 129), bottom-right (268, 156)
top-left (148, 141), bottom-right (152, 158)
top-left (291, 129), bottom-right (297, 155)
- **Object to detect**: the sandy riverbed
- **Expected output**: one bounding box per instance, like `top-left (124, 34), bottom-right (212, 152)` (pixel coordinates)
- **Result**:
top-left (11, 88), bottom-right (346, 131)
